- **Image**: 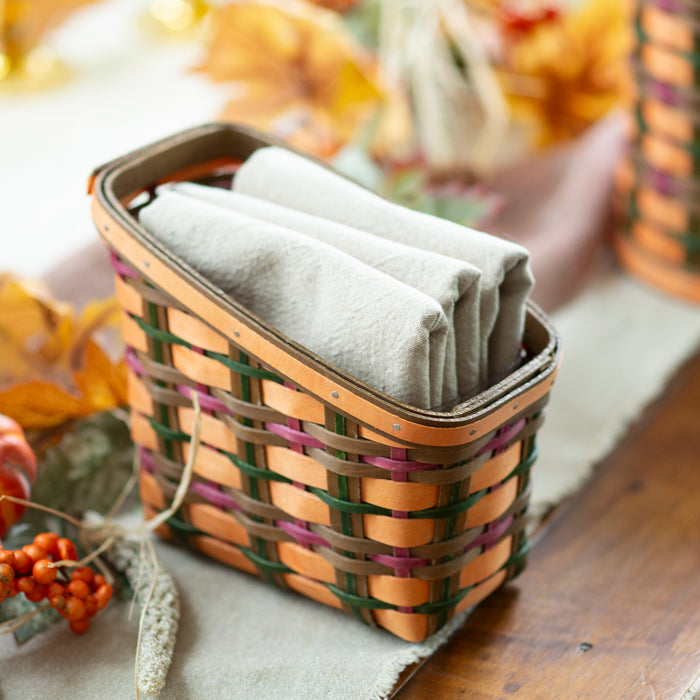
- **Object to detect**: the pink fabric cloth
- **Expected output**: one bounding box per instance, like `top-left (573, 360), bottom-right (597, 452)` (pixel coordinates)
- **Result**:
top-left (482, 113), bottom-right (625, 311)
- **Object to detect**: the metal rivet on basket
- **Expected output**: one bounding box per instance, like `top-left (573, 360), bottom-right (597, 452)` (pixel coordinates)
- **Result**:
top-left (331, 391), bottom-right (339, 399)
top-left (234, 330), bottom-right (240, 337)
top-left (513, 402), bottom-right (519, 410)
top-left (143, 260), bottom-right (150, 268)
top-left (470, 429), bottom-right (477, 436)
top-left (392, 424), bottom-right (400, 431)
top-left (103, 225), bottom-right (108, 232)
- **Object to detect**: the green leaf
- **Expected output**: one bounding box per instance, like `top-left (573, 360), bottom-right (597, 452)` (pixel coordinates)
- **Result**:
top-left (27, 410), bottom-right (135, 524)
top-left (0, 594), bottom-right (62, 645)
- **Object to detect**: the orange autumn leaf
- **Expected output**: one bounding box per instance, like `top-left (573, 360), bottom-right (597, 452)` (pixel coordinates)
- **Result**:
top-left (498, 0), bottom-right (632, 147)
top-left (195, 0), bottom-right (383, 158)
top-left (0, 275), bottom-right (126, 430)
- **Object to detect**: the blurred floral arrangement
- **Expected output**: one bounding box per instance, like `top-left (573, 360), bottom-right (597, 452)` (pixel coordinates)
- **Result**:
top-left (190, 0), bottom-right (631, 225)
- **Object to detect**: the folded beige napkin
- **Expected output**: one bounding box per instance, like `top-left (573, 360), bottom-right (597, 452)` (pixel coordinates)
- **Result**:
top-left (172, 181), bottom-right (483, 403)
top-left (234, 147), bottom-right (534, 384)
top-left (139, 191), bottom-right (450, 409)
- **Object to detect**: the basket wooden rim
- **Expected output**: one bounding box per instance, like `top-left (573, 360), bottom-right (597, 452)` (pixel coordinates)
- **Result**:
top-left (90, 123), bottom-right (560, 448)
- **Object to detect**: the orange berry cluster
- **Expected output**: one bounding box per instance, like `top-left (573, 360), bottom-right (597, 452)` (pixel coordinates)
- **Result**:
top-left (0, 532), bottom-right (113, 634)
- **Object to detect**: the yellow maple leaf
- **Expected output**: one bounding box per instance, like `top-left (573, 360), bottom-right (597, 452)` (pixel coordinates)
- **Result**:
top-left (195, 0), bottom-right (384, 158)
top-left (498, 0), bottom-right (632, 148)
top-left (0, 276), bottom-right (126, 430)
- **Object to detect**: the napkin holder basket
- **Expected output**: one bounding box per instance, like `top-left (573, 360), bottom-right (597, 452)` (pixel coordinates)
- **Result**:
top-left (90, 123), bottom-right (560, 642)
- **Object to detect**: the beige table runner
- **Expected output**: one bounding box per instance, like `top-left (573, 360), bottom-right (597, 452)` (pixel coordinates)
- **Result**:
top-left (2, 264), bottom-right (699, 699)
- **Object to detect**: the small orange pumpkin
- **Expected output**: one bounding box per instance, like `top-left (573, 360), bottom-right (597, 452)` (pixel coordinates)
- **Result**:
top-left (0, 414), bottom-right (37, 538)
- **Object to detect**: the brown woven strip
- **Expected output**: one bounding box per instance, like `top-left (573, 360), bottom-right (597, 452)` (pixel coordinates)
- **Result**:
top-left (135, 350), bottom-right (197, 387)
top-left (127, 277), bottom-right (186, 310)
top-left (220, 413), bottom-right (288, 447)
top-left (232, 509), bottom-right (294, 544)
top-left (210, 386), bottom-right (286, 422)
top-left (141, 378), bottom-right (192, 409)
top-left (300, 400), bottom-right (547, 466)
top-left (309, 523), bottom-right (393, 556)
top-left (315, 521), bottom-right (522, 581)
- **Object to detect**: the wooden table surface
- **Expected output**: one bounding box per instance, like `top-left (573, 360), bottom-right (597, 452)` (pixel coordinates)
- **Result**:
top-left (394, 351), bottom-right (700, 700)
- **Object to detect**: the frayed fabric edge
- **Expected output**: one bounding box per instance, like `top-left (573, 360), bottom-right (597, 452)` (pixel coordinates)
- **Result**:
top-left (368, 609), bottom-right (472, 700)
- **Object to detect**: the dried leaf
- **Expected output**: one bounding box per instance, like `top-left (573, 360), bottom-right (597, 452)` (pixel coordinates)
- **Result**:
top-left (498, 0), bottom-right (632, 147)
top-left (196, 0), bottom-right (384, 157)
top-left (0, 276), bottom-right (126, 430)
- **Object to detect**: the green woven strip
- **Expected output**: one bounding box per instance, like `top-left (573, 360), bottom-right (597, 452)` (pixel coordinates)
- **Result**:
top-left (415, 586), bottom-right (472, 615)
top-left (165, 516), bottom-right (203, 535)
top-left (235, 351), bottom-right (271, 575)
top-left (333, 413), bottom-right (364, 624)
top-left (503, 536), bottom-right (530, 578)
top-left (437, 479), bottom-right (464, 628)
top-left (326, 583), bottom-right (395, 611)
top-left (206, 350), bottom-right (284, 383)
top-left (149, 417), bottom-right (190, 443)
top-left (241, 546), bottom-right (293, 575)
top-left (225, 451), bottom-right (291, 484)
top-left (147, 303), bottom-right (175, 462)
top-left (309, 487), bottom-right (390, 516)
top-left (132, 313), bottom-right (190, 348)
top-left (507, 443), bottom-right (538, 482)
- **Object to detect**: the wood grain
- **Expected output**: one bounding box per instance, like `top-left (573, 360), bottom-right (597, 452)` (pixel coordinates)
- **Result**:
top-left (396, 351), bottom-right (700, 700)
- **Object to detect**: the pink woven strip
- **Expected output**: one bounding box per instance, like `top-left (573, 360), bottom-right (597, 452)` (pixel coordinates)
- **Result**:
top-left (368, 553), bottom-right (430, 569)
top-left (176, 384), bottom-right (232, 415)
top-left (360, 454), bottom-right (438, 473)
top-left (140, 447), bottom-right (156, 471)
top-left (125, 347), bottom-right (145, 376)
top-left (463, 514), bottom-right (514, 553)
top-left (190, 481), bottom-right (243, 512)
top-left (264, 422), bottom-right (326, 449)
top-left (109, 251), bottom-right (139, 279)
top-left (476, 419), bottom-right (526, 455)
top-left (276, 519), bottom-right (330, 547)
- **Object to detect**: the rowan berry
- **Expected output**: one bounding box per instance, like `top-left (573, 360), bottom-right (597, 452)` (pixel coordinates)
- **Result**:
top-left (47, 582), bottom-right (65, 600)
top-left (0, 562), bottom-right (14, 588)
top-left (24, 583), bottom-right (48, 603)
top-left (50, 594), bottom-right (67, 615)
top-left (56, 538), bottom-right (78, 562)
top-left (69, 618), bottom-right (90, 634)
top-left (64, 596), bottom-right (87, 621)
top-left (22, 544), bottom-right (47, 565)
top-left (94, 584), bottom-right (113, 610)
top-left (0, 550), bottom-right (15, 568)
top-left (16, 576), bottom-right (36, 596)
top-left (32, 559), bottom-right (57, 585)
top-left (68, 580), bottom-right (90, 600)
top-left (93, 574), bottom-right (107, 588)
top-left (12, 550), bottom-right (31, 574)
top-left (84, 594), bottom-right (98, 618)
top-left (71, 568), bottom-right (94, 585)
top-left (33, 533), bottom-right (59, 558)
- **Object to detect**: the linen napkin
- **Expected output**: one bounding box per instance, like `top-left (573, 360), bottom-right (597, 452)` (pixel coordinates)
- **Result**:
top-left (171, 181), bottom-right (483, 403)
top-left (234, 147), bottom-right (534, 384)
top-left (139, 191), bottom-right (450, 409)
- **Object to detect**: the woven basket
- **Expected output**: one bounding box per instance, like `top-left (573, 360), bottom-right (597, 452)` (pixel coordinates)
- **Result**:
top-left (90, 123), bottom-right (560, 642)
